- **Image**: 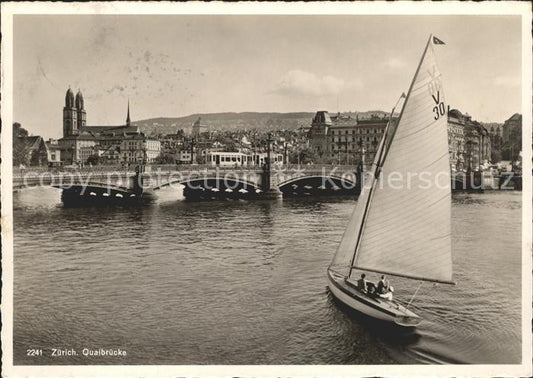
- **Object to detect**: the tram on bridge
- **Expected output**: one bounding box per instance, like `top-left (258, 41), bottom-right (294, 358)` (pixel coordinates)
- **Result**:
top-left (206, 151), bottom-right (284, 167)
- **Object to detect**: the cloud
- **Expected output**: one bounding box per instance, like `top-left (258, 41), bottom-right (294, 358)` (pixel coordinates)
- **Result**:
top-left (345, 78), bottom-right (364, 91)
top-left (272, 70), bottom-right (347, 97)
top-left (383, 58), bottom-right (407, 70)
top-left (106, 85), bottom-right (125, 94)
top-left (494, 75), bottom-right (520, 87)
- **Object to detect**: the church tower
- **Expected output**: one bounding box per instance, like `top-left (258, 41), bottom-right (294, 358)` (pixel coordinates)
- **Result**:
top-left (63, 87), bottom-right (78, 137)
top-left (308, 111), bottom-right (331, 156)
top-left (75, 89), bottom-right (87, 131)
top-left (126, 100), bottom-right (131, 126)
top-left (192, 117), bottom-right (203, 136)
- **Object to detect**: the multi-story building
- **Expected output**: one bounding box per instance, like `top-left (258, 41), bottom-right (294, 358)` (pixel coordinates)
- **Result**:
top-left (59, 133), bottom-right (98, 165)
top-left (308, 111), bottom-right (388, 166)
top-left (488, 124), bottom-right (503, 162)
top-left (160, 131), bottom-right (185, 155)
top-left (501, 113), bottom-right (522, 161)
top-left (177, 150), bottom-right (195, 164)
top-left (447, 109), bottom-right (466, 171)
top-left (45, 139), bottom-right (62, 166)
top-left (309, 108), bottom-right (492, 172)
top-left (308, 111), bottom-right (332, 157)
top-left (120, 134), bottom-right (161, 164)
top-left (447, 109), bottom-right (491, 171)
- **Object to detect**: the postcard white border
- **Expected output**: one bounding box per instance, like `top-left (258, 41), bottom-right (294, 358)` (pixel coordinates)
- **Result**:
top-left (2, 2), bottom-right (532, 377)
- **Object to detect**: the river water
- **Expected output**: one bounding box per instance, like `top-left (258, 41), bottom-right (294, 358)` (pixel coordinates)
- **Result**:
top-left (12, 187), bottom-right (522, 365)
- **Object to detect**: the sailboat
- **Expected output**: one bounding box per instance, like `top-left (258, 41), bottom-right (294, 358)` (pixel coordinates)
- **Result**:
top-left (327, 35), bottom-right (454, 327)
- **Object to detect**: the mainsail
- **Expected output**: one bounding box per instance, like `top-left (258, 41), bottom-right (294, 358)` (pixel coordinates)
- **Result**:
top-left (328, 111), bottom-right (392, 277)
top-left (329, 35), bottom-right (453, 284)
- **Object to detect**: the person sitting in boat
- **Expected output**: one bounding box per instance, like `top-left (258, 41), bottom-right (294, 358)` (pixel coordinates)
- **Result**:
top-left (377, 275), bottom-right (394, 300)
top-left (357, 273), bottom-right (368, 293)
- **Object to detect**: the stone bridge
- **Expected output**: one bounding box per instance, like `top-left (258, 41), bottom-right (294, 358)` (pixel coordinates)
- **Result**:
top-left (12, 164), bottom-right (361, 204)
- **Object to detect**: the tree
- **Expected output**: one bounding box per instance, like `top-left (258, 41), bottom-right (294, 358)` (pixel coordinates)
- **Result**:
top-left (13, 123), bottom-right (31, 166)
top-left (223, 139), bottom-right (238, 152)
top-left (13, 122), bottom-right (29, 138)
top-left (290, 147), bottom-right (319, 165)
top-left (86, 154), bottom-right (100, 166)
top-left (491, 149), bottom-right (502, 163)
top-left (13, 137), bottom-right (30, 166)
top-left (155, 154), bottom-right (176, 164)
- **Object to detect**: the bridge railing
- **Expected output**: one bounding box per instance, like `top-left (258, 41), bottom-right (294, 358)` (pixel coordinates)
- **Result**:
top-left (12, 166), bottom-right (131, 177)
top-left (11, 164), bottom-right (361, 191)
top-left (12, 164), bottom-right (358, 176)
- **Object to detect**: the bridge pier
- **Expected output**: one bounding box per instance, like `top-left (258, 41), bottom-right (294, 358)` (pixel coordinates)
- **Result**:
top-left (260, 165), bottom-right (282, 199)
top-left (133, 165), bottom-right (145, 195)
top-left (132, 165), bottom-right (158, 202)
top-left (355, 165), bottom-right (363, 195)
top-left (259, 133), bottom-right (282, 199)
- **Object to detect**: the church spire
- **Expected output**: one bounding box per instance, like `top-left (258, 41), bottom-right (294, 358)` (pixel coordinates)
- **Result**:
top-left (126, 100), bottom-right (131, 126)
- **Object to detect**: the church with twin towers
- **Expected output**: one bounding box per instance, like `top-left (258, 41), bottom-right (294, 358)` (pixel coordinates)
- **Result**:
top-left (58, 87), bottom-right (160, 165)
top-left (63, 87), bottom-right (87, 137)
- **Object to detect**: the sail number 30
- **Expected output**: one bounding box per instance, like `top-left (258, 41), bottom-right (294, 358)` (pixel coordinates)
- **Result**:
top-left (433, 102), bottom-right (446, 120)
top-left (431, 91), bottom-right (445, 120)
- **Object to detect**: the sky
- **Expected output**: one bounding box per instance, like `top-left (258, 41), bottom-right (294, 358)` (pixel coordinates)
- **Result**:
top-left (13, 14), bottom-right (523, 139)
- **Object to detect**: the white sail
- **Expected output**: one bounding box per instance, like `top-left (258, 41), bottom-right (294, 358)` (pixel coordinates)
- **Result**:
top-left (328, 171), bottom-right (373, 276)
top-left (351, 37), bottom-right (453, 284)
top-left (328, 129), bottom-right (387, 276)
top-left (329, 94), bottom-right (404, 277)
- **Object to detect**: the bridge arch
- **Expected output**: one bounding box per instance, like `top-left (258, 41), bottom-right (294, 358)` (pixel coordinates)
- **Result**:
top-left (153, 177), bottom-right (260, 191)
top-left (51, 183), bottom-right (132, 192)
top-left (55, 184), bottom-right (154, 207)
top-left (278, 175), bottom-right (358, 196)
top-left (154, 177), bottom-right (262, 200)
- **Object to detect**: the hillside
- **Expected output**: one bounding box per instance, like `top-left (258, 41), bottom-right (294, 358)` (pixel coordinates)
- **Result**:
top-left (133, 110), bottom-right (392, 135)
top-left (133, 112), bottom-right (316, 135)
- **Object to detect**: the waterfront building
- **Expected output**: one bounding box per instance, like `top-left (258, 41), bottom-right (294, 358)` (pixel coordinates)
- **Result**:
top-left (59, 132), bottom-right (98, 164)
top-left (447, 109), bottom-right (466, 171)
top-left (488, 125), bottom-right (503, 162)
top-left (474, 121), bottom-right (491, 168)
top-left (447, 109), bottom-right (491, 171)
top-left (45, 139), bottom-right (62, 166)
top-left (308, 107), bottom-right (492, 172)
top-left (308, 111), bottom-right (388, 166)
top-left (120, 134), bottom-right (161, 164)
top-left (13, 124), bottom-right (62, 167)
top-left (501, 113), bottom-right (522, 161)
top-left (98, 144), bottom-right (122, 164)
